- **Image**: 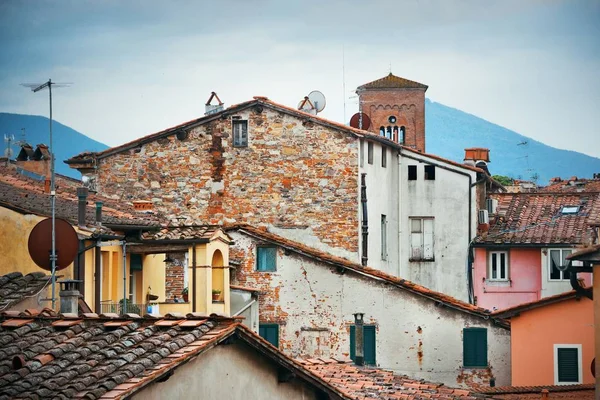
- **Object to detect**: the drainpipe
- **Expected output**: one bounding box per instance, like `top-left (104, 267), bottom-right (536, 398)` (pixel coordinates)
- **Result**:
top-left (400, 151), bottom-right (475, 303)
top-left (361, 173), bottom-right (368, 266)
top-left (95, 240), bottom-right (101, 312)
top-left (353, 313), bottom-right (365, 366)
top-left (192, 244), bottom-right (197, 313)
top-left (122, 240), bottom-right (127, 314)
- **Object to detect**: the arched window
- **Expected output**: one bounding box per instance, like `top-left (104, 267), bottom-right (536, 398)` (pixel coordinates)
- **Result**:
top-left (379, 126), bottom-right (385, 136)
top-left (386, 126), bottom-right (392, 140)
top-left (400, 126), bottom-right (406, 144)
top-left (392, 126), bottom-right (399, 142)
top-left (211, 250), bottom-right (224, 302)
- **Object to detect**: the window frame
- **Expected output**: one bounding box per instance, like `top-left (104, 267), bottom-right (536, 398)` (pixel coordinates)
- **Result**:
top-left (548, 248), bottom-right (572, 281)
top-left (463, 327), bottom-right (488, 368)
top-left (256, 246), bottom-right (277, 272)
top-left (259, 323), bottom-right (280, 348)
top-left (553, 344), bottom-right (582, 385)
top-left (408, 165), bottom-right (417, 181)
top-left (487, 250), bottom-right (509, 281)
top-left (367, 142), bottom-right (373, 165)
top-left (424, 165), bottom-right (436, 180)
top-left (381, 146), bottom-right (387, 168)
top-left (409, 217), bottom-right (434, 262)
top-left (232, 119), bottom-right (248, 147)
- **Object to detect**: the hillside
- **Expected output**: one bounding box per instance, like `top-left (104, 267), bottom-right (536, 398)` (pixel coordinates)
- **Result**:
top-left (0, 113), bottom-right (108, 178)
top-left (425, 99), bottom-right (600, 184)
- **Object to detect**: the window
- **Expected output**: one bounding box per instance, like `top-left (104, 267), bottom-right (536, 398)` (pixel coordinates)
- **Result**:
top-left (379, 126), bottom-right (385, 137)
top-left (488, 251), bottom-right (509, 281)
top-left (381, 147), bottom-right (387, 168)
top-left (233, 120), bottom-right (248, 147)
top-left (381, 215), bottom-right (387, 260)
top-left (424, 165), bottom-right (436, 180)
top-left (463, 328), bottom-right (487, 368)
top-left (367, 142), bottom-right (373, 164)
top-left (409, 217), bottom-right (434, 261)
top-left (259, 324), bottom-right (279, 347)
top-left (256, 246), bottom-right (277, 272)
top-left (554, 345), bottom-right (582, 384)
top-left (399, 126), bottom-right (406, 144)
top-left (386, 126), bottom-right (392, 140)
top-left (560, 206), bottom-right (579, 215)
top-left (549, 249), bottom-right (572, 280)
top-left (408, 165), bottom-right (417, 180)
top-left (349, 325), bottom-right (376, 365)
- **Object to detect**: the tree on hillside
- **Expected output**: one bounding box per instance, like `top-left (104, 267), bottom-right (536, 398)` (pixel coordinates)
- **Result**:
top-left (492, 175), bottom-right (514, 186)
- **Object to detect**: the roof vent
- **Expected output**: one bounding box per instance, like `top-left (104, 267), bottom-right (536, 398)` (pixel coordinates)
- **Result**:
top-left (133, 200), bottom-right (153, 212)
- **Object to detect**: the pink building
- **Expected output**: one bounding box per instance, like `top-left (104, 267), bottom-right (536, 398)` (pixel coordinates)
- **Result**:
top-left (472, 192), bottom-right (598, 311)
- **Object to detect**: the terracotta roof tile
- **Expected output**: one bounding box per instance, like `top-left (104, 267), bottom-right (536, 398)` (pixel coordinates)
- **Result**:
top-left (474, 383), bottom-right (595, 399)
top-left (0, 272), bottom-right (50, 311)
top-left (357, 73), bottom-right (429, 90)
top-left (491, 289), bottom-right (591, 318)
top-left (475, 192), bottom-right (600, 245)
top-left (228, 225), bottom-right (497, 319)
top-left (140, 225), bottom-right (222, 241)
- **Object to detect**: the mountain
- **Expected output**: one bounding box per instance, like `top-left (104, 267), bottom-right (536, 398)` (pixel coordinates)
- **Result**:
top-left (0, 113), bottom-right (108, 179)
top-left (425, 99), bottom-right (600, 184)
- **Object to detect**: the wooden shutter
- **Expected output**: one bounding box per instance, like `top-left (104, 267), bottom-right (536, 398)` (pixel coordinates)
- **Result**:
top-left (557, 348), bottom-right (579, 383)
top-left (257, 247), bottom-right (277, 271)
top-left (410, 219), bottom-right (422, 260)
top-left (423, 219), bottom-right (434, 260)
top-left (349, 325), bottom-right (376, 365)
top-left (259, 324), bottom-right (279, 347)
top-left (463, 328), bottom-right (487, 367)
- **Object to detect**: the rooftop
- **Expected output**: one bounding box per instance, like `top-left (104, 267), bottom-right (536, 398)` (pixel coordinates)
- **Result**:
top-left (474, 383), bottom-right (595, 399)
top-left (491, 289), bottom-right (592, 318)
top-left (475, 192), bottom-right (600, 245)
top-left (0, 272), bottom-right (50, 312)
top-left (356, 73), bottom-right (429, 91)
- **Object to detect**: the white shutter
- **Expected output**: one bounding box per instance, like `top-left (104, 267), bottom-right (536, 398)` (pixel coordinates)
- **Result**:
top-left (423, 219), bottom-right (434, 260)
top-left (410, 231), bottom-right (422, 260)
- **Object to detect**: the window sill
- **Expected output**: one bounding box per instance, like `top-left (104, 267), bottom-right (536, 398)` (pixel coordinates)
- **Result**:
top-left (485, 280), bottom-right (511, 287)
top-left (409, 258), bottom-right (435, 263)
top-left (461, 365), bottom-right (488, 370)
top-left (212, 300), bottom-right (225, 304)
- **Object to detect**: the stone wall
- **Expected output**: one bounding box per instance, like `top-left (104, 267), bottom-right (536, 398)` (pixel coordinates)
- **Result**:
top-left (164, 253), bottom-right (186, 301)
top-left (94, 106), bottom-right (360, 256)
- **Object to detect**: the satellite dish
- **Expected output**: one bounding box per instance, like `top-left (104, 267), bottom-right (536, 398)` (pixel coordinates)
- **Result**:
top-left (28, 218), bottom-right (79, 271)
top-left (350, 113), bottom-right (371, 130)
top-left (308, 90), bottom-right (326, 113)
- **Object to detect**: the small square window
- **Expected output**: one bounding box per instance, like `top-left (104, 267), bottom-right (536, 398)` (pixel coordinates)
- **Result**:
top-left (257, 246), bottom-right (277, 272)
top-left (424, 165), bottom-right (435, 180)
top-left (381, 147), bottom-right (387, 168)
top-left (367, 142), bottom-right (373, 165)
top-left (259, 324), bottom-right (279, 347)
top-left (408, 165), bottom-right (417, 180)
top-left (488, 251), bottom-right (509, 281)
top-left (560, 206), bottom-right (579, 215)
top-left (233, 120), bottom-right (248, 147)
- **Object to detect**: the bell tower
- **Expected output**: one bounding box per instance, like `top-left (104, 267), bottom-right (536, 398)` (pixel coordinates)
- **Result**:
top-left (356, 73), bottom-right (428, 152)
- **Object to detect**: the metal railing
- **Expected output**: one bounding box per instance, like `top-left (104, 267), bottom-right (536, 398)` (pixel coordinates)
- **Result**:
top-left (100, 301), bottom-right (145, 315)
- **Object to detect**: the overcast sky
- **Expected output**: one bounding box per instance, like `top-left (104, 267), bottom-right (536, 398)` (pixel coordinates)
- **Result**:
top-left (1, 0), bottom-right (599, 157)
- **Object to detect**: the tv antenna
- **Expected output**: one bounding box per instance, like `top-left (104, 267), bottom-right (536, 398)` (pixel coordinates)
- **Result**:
top-left (21, 79), bottom-right (72, 309)
top-left (297, 90), bottom-right (326, 115)
top-left (4, 134), bottom-right (15, 159)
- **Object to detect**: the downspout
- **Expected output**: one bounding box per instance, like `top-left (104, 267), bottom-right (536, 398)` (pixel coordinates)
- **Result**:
top-left (192, 244), bottom-right (197, 313)
top-left (400, 151), bottom-right (476, 303)
top-left (361, 173), bottom-right (368, 266)
top-left (95, 241), bottom-right (101, 312)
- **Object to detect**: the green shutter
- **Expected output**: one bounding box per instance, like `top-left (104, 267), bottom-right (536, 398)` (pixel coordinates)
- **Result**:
top-left (259, 324), bottom-right (279, 348)
top-left (257, 247), bottom-right (277, 271)
top-left (349, 325), bottom-right (376, 365)
top-left (557, 348), bottom-right (579, 383)
top-left (130, 254), bottom-right (143, 271)
top-left (463, 328), bottom-right (487, 368)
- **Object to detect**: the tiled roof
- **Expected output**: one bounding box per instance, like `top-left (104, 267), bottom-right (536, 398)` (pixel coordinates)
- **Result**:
top-left (491, 289), bottom-right (592, 318)
top-left (475, 192), bottom-right (600, 245)
top-left (540, 178), bottom-right (600, 193)
top-left (0, 310), bottom-right (349, 400)
top-left (297, 358), bottom-right (478, 400)
top-left (567, 243), bottom-right (600, 260)
top-left (474, 383), bottom-right (595, 399)
top-left (356, 73), bottom-right (429, 90)
top-left (0, 164), bottom-right (160, 230)
top-left (65, 97), bottom-right (484, 176)
top-left (0, 272), bottom-right (50, 311)
top-left (140, 225), bottom-right (225, 242)
top-left (227, 225), bottom-right (500, 320)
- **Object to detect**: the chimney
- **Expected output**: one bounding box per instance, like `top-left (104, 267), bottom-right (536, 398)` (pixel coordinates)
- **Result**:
top-left (95, 201), bottom-right (103, 225)
top-left (59, 280), bottom-right (81, 314)
top-left (353, 313), bottom-right (365, 366)
top-left (77, 187), bottom-right (88, 226)
top-left (464, 148), bottom-right (490, 166)
top-left (540, 389), bottom-right (549, 400)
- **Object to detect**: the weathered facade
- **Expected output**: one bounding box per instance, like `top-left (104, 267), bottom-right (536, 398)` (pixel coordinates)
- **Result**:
top-left (228, 226), bottom-right (511, 389)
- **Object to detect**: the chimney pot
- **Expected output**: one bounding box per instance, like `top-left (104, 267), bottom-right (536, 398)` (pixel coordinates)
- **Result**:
top-left (59, 279), bottom-right (82, 314)
top-left (464, 148), bottom-right (490, 166)
top-left (77, 187), bottom-right (88, 226)
top-left (95, 201), bottom-right (103, 225)
top-left (353, 313), bottom-right (365, 366)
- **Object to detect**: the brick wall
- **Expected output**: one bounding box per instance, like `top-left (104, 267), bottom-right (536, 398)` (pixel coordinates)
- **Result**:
top-left (359, 89), bottom-right (426, 152)
top-left (165, 253), bottom-right (186, 301)
top-left (95, 106), bottom-right (360, 254)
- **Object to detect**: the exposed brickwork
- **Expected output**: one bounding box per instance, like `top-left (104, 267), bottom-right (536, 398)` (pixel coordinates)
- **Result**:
top-left (164, 253), bottom-right (186, 301)
top-left (94, 107), bottom-right (360, 254)
top-left (358, 88), bottom-right (426, 152)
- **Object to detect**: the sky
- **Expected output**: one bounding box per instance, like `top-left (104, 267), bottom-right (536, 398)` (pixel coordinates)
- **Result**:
top-left (1, 0), bottom-right (599, 157)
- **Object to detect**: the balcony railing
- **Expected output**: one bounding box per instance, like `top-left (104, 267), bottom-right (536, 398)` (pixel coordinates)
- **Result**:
top-left (100, 301), bottom-right (146, 315)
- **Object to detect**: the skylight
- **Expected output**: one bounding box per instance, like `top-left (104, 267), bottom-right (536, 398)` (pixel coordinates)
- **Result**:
top-left (560, 206), bottom-right (580, 215)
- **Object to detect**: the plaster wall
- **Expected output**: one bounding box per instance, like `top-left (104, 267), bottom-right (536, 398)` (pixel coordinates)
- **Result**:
top-left (230, 231), bottom-right (511, 389)
top-left (473, 248), bottom-right (541, 311)
top-left (138, 341), bottom-right (319, 400)
top-left (510, 297), bottom-right (595, 386)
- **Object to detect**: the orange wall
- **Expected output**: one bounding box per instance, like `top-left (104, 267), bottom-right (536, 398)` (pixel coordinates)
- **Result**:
top-left (511, 297), bottom-right (595, 386)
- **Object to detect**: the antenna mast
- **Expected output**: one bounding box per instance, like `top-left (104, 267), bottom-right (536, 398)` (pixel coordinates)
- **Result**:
top-left (342, 46), bottom-right (347, 124)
